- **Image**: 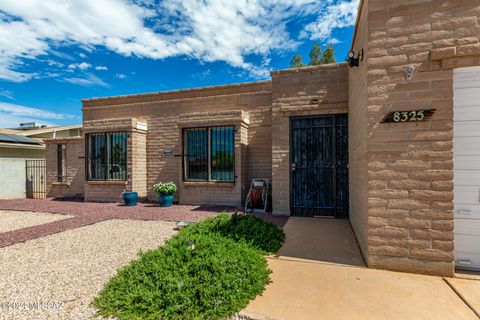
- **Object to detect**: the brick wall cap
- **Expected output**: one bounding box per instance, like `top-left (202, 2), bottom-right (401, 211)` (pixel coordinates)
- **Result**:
top-left (82, 80), bottom-right (272, 108)
top-left (270, 62), bottom-right (349, 77)
top-left (44, 137), bottom-right (83, 143)
top-left (86, 180), bottom-right (127, 185)
top-left (52, 182), bottom-right (70, 187)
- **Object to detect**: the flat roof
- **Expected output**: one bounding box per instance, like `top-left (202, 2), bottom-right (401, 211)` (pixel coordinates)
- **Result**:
top-left (17, 124), bottom-right (82, 136)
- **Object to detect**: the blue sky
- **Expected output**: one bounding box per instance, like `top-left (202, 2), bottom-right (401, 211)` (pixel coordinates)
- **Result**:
top-left (0, 0), bottom-right (359, 128)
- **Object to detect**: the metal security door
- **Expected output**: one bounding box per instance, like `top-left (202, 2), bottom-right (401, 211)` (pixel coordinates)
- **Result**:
top-left (26, 160), bottom-right (46, 199)
top-left (290, 115), bottom-right (348, 218)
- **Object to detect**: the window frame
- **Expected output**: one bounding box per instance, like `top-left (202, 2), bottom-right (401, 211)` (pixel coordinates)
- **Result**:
top-left (85, 131), bottom-right (128, 181)
top-left (57, 143), bottom-right (66, 182)
top-left (182, 126), bottom-right (235, 183)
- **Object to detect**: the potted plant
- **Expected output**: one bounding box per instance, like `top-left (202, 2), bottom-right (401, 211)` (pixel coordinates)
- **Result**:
top-left (122, 190), bottom-right (138, 206)
top-left (154, 182), bottom-right (177, 207)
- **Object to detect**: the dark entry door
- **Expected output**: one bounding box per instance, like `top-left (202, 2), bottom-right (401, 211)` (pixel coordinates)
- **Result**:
top-left (26, 160), bottom-right (46, 199)
top-left (290, 115), bottom-right (348, 218)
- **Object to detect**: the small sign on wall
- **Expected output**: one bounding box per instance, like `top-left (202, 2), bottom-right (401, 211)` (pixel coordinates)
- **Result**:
top-left (163, 148), bottom-right (173, 157)
top-left (382, 109), bottom-right (435, 123)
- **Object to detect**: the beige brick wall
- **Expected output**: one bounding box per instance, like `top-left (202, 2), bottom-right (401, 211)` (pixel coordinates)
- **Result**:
top-left (362, 0), bottom-right (480, 276)
top-left (82, 118), bottom-right (147, 202)
top-left (176, 111), bottom-right (249, 206)
top-left (84, 181), bottom-right (127, 202)
top-left (82, 81), bottom-right (272, 206)
top-left (348, 0), bottom-right (369, 260)
top-left (45, 137), bottom-right (85, 198)
top-left (131, 130), bottom-right (147, 198)
top-left (271, 64), bottom-right (349, 215)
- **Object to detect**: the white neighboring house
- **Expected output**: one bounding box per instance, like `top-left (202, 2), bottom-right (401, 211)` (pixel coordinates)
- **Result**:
top-left (0, 123), bottom-right (82, 199)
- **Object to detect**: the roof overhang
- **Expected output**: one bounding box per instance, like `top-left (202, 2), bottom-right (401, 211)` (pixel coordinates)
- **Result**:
top-left (16, 124), bottom-right (82, 136)
top-left (0, 142), bottom-right (46, 150)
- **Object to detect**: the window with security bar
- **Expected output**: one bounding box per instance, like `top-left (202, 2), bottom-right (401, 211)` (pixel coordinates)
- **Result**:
top-left (183, 126), bottom-right (235, 182)
top-left (57, 144), bottom-right (66, 182)
top-left (86, 132), bottom-right (127, 181)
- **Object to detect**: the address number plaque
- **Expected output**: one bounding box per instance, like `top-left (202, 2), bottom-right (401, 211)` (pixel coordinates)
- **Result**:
top-left (382, 109), bottom-right (435, 123)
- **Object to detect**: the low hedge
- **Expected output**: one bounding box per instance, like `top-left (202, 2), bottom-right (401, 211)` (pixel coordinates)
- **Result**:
top-left (180, 213), bottom-right (285, 253)
top-left (92, 214), bottom-right (285, 320)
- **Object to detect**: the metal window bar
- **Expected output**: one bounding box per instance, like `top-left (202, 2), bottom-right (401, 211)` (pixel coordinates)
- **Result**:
top-left (210, 126), bottom-right (235, 182)
top-left (183, 126), bottom-right (235, 182)
top-left (86, 132), bottom-right (127, 181)
top-left (57, 144), bottom-right (66, 182)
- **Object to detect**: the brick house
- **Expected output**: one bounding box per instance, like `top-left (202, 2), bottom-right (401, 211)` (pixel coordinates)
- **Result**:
top-left (45, 0), bottom-right (480, 277)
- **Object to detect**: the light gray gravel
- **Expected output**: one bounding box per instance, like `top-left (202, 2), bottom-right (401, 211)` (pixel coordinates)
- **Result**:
top-left (0, 210), bottom-right (72, 233)
top-left (0, 219), bottom-right (177, 319)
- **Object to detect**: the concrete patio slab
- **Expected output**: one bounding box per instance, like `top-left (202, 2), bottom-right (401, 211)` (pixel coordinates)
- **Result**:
top-left (0, 210), bottom-right (71, 233)
top-left (445, 278), bottom-right (480, 317)
top-left (243, 258), bottom-right (478, 320)
top-left (276, 217), bottom-right (365, 267)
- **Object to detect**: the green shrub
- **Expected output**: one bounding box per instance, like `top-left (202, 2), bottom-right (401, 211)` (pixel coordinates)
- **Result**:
top-left (182, 213), bottom-right (285, 253)
top-left (92, 214), bottom-right (285, 320)
top-left (153, 182), bottom-right (177, 195)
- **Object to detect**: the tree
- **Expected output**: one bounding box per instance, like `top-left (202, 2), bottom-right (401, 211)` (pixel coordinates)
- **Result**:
top-left (289, 44), bottom-right (336, 69)
top-left (308, 43), bottom-right (322, 66)
top-left (320, 44), bottom-right (336, 65)
top-left (290, 53), bottom-right (305, 68)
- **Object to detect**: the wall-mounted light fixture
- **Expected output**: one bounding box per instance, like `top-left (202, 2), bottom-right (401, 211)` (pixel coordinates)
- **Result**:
top-left (310, 97), bottom-right (320, 104)
top-left (404, 64), bottom-right (416, 81)
top-left (347, 49), bottom-right (364, 68)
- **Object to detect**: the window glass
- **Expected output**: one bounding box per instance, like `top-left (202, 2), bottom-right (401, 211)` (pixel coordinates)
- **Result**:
top-left (184, 126), bottom-right (234, 182)
top-left (184, 128), bottom-right (208, 181)
top-left (57, 144), bottom-right (66, 182)
top-left (87, 132), bottom-right (127, 180)
top-left (210, 127), bottom-right (234, 181)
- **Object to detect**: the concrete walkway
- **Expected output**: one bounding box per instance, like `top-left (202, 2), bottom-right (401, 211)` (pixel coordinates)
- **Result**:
top-left (242, 258), bottom-right (478, 320)
top-left (276, 217), bottom-right (365, 267)
top-left (240, 217), bottom-right (480, 320)
top-left (445, 277), bottom-right (480, 317)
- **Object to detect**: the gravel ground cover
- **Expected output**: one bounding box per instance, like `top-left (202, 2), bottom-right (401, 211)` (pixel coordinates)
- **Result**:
top-left (0, 219), bottom-right (177, 320)
top-left (0, 210), bottom-right (72, 233)
top-left (0, 199), bottom-right (288, 248)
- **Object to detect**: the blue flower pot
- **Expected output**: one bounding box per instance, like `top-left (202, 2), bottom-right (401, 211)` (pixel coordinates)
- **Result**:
top-left (123, 192), bottom-right (138, 206)
top-left (159, 193), bottom-right (174, 207)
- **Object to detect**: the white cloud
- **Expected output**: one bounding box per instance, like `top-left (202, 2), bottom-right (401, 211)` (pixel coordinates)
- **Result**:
top-left (67, 62), bottom-right (92, 70)
top-left (0, 0), bottom-right (359, 81)
top-left (115, 73), bottom-right (127, 79)
top-left (0, 113), bottom-right (55, 128)
top-left (302, 0), bottom-right (359, 41)
top-left (60, 73), bottom-right (109, 88)
top-left (0, 89), bottom-right (14, 100)
top-left (0, 102), bottom-right (78, 121)
top-left (191, 69), bottom-right (212, 80)
top-left (95, 65), bottom-right (108, 71)
top-left (328, 38), bottom-right (342, 45)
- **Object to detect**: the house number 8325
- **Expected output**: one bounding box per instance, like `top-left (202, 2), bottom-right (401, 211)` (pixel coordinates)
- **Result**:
top-left (382, 109), bottom-right (435, 123)
top-left (393, 110), bottom-right (424, 122)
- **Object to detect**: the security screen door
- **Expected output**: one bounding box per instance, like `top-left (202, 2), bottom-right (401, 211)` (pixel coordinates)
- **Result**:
top-left (290, 115), bottom-right (349, 218)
